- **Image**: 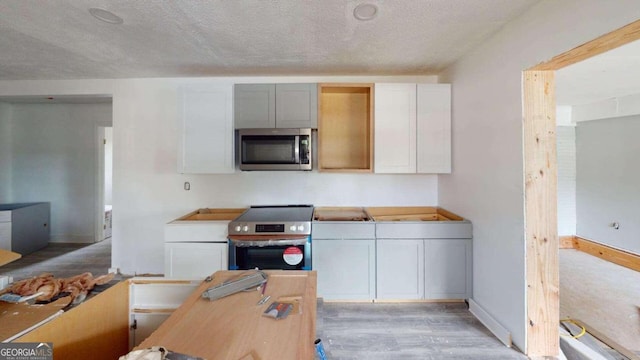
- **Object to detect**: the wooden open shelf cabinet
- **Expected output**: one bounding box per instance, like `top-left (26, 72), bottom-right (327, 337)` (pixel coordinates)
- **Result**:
top-left (318, 83), bottom-right (374, 172)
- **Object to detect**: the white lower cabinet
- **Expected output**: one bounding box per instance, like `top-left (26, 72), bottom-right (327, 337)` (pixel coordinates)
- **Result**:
top-left (129, 279), bottom-right (200, 348)
top-left (376, 239), bottom-right (425, 299)
top-left (164, 219), bottom-right (230, 279)
top-left (313, 238), bottom-right (376, 300)
top-left (425, 239), bottom-right (472, 299)
top-left (164, 242), bottom-right (227, 279)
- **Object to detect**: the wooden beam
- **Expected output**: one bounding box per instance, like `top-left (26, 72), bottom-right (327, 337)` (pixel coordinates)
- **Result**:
top-left (572, 236), bottom-right (640, 273)
top-left (530, 19), bottom-right (640, 70)
top-left (523, 70), bottom-right (559, 357)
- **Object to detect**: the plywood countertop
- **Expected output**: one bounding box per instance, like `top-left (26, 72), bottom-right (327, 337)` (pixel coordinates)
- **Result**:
top-left (138, 270), bottom-right (317, 360)
top-left (173, 208), bottom-right (246, 221)
top-left (365, 206), bottom-right (465, 222)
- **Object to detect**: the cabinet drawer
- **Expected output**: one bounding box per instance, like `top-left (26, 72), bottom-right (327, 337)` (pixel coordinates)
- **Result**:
top-left (375, 222), bottom-right (472, 239)
top-left (312, 222), bottom-right (375, 239)
top-left (165, 221), bottom-right (229, 242)
top-left (164, 243), bottom-right (228, 279)
top-left (0, 211), bottom-right (10, 223)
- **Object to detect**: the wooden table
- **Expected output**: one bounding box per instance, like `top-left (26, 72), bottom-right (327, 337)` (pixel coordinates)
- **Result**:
top-left (138, 270), bottom-right (317, 360)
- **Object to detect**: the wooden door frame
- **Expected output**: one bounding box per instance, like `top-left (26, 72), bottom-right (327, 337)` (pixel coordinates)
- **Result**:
top-left (523, 20), bottom-right (640, 357)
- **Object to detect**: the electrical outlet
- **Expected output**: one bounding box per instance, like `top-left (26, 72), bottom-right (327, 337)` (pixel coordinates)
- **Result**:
top-left (184, 182), bottom-right (191, 191)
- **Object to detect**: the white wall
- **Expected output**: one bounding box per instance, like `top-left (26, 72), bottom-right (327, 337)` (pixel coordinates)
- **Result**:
top-left (576, 116), bottom-right (640, 254)
top-left (0, 103), bottom-right (12, 203)
top-left (10, 103), bottom-right (112, 242)
top-left (0, 75), bottom-right (439, 274)
top-left (438, 0), bottom-right (640, 352)
top-left (104, 127), bottom-right (113, 206)
top-left (557, 126), bottom-right (576, 236)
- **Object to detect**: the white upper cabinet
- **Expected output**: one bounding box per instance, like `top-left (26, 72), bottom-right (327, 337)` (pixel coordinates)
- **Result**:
top-left (374, 83), bottom-right (417, 173)
top-left (374, 83), bottom-right (451, 174)
top-left (177, 84), bottom-right (235, 174)
top-left (234, 84), bottom-right (276, 128)
top-left (417, 84), bottom-right (451, 173)
top-left (235, 83), bottom-right (317, 129)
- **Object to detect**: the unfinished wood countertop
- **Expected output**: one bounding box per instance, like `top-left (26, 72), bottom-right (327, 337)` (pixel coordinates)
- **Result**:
top-left (313, 207), bottom-right (372, 221)
top-left (365, 206), bottom-right (465, 222)
top-left (138, 270), bottom-right (317, 360)
top-left (174, 208), bottom-right (246, 221)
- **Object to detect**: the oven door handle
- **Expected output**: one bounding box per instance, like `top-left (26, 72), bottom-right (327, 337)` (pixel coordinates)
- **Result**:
top-left (229, 237), bottom-right (308, 247)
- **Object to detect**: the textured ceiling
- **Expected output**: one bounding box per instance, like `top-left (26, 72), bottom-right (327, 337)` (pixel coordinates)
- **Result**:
top-left (0, 0), bottom-right (540, 80)
top-left (556, 40), bottom-right (640, 106)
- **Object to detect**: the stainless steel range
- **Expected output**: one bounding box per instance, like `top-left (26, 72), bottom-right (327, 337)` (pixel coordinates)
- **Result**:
top-left (227, 205), bottom-right (314, 270)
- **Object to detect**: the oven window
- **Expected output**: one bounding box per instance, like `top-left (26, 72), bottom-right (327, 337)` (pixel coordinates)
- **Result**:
top-left (241, 136), bottom-right (297, 164)
top-left (235, 245), bottom-right (305, 270)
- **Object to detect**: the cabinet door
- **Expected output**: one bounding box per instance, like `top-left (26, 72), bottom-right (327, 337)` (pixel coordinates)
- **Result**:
top-left (178, 84), bottom-right (234, 173)
top-left (374, 83), bottom-right (417, 173)
top-left (0, 222), bottom-right (11, 251)
top-left (276, 84), bottom-right (318, 128)
top-left (376, 239), bottom-right (424, 299)
top-left (234, 84), bottom-right (276, 128)
top-left (417, 84), bottom-right (451, 173)
top-left (312, 239), bottom-right (375, 300)
top-left (164, 242), bottom-right (228, 279)
top-left (424, 239), bottom-right (471, 299)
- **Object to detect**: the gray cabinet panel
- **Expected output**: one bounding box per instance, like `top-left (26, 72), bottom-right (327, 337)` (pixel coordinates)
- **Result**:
top-left (313, 238), bottom-right (375, 300)
top-left (0, 203), bottom-right (50, 255)
top-left (425, 239), bottom-right (472, 299)
top-left (375, 221), bottom-right (472, 239)
top-left (376, 239), bottom-right (424, 299)
top-left (311, 222), bottom-right (375, 239)
top-left (275, 84), bottom-right (318, 128)
top-left (234, 84), bottom-right (276, 129)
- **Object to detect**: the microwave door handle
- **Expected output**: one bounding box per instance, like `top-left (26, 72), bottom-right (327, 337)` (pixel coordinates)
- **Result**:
top-left (294, 135), bottom-right (300, 164)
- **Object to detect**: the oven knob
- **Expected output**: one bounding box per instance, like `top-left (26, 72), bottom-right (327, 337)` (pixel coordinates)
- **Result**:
top-left (297, 225), bottom-right (304, 231)
top-left (234, 225), bottom-right (242, 232)
top-left (242, 225), bottom-right (249, 232)
top-left (289, 225), bottom-right (296, 232)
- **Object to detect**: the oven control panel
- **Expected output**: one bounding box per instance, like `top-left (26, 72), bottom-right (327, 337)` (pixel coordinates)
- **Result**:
top-left (228, 222), bottom-right (311, 236)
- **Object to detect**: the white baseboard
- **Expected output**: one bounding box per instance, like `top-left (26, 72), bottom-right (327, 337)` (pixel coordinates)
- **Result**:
top-left (50, 235), bottom-right (94, 243)
top-left (468, 298), bottom-right (512, 347)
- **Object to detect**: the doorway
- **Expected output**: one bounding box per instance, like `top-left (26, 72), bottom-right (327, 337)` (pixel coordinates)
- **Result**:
top-left (96, 125), bottom-right (113, 242)
top-left (523, 19), bottom-right (640, 357)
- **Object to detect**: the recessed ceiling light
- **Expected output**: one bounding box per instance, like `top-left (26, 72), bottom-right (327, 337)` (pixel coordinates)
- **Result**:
top-left (353, 3), bottom-right (378, 21)
top-left (89, 8), bottom-right (124, 25)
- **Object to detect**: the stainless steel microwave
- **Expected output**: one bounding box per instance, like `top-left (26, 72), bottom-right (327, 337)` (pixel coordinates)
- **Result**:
top-left (238, 128), bottom-right (312, 171)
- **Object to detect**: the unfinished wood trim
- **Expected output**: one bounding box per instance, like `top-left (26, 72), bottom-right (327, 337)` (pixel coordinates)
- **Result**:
top-left (16, 280), bottom-right (129, 360)
top-left (559, 235), bottom-right (576, 249)
top-left (523, 70), bottom-right (559, 357)
top-left (523, 19), bottom-right (640, 358)
top-left (530, 19), bottom-right (640, 70)
top-left (572, 319), bottom-right (640, 360)
top-left (572, 236), bottom-right (640, 273)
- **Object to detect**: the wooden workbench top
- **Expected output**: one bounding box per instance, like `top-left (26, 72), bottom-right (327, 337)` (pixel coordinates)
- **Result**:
top-left (138, 270), bottom-right (317, 360)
